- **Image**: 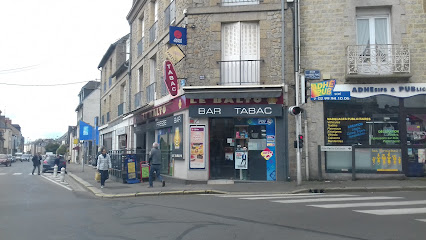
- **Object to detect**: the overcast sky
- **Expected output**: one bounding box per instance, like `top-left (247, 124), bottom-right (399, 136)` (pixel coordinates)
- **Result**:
top-left (0, 0), bottom-right (131, 142)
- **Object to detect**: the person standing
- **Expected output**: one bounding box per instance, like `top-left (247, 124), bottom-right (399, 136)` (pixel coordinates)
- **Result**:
top-left (97, 148), bottom-right (111, 189)
top-left (148, 142), bottom-right (165, 188)
top-left (32, 152), bottom-right (41, 175)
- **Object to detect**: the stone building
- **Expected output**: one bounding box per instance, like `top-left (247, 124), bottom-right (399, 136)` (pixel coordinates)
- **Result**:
top-left (122, 0), bottom-right (296, 182)
top-left (299, 0), bottom-right (426, 179)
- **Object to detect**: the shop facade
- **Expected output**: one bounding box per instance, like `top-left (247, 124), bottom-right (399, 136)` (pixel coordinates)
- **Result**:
top-left (320, 82), bottom-right (426, 177)
top-left (187, 95), bottom-right (286, 181)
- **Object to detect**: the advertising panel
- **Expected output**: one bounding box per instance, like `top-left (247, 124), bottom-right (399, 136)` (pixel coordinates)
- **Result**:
top-left (189, 126), bottom-right (205, 169)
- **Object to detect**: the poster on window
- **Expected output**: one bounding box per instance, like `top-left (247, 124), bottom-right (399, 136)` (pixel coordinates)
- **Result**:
top-left (235, 150), bottom-right (248, 170)
top-left (190, 126), bottom-right (205, 169)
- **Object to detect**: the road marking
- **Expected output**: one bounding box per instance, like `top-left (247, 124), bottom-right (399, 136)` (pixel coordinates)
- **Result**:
top-left (240, 194), bottom-right (357, 200)
top-left (309, 200), bottom-right (426, 209)
top-left (40, 175), bottom-right (72, 191)
top-left (272, 196), bottom-right (403, 204)
top-left (218, 193), bottom-right (330, 198)
top-left (354, 207), bottom-right (426, 216)
top-left (12, 173), bottom-right (23, 175)
top-left (416, 219), bottom-right (426, 222)
top-left (0, 173), bottom-right (7, 176)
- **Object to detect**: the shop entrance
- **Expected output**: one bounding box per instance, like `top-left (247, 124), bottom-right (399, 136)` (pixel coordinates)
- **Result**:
top-left (210, 118), bottom-right (235, 179)
top-left (158, 128), bottom-right (173, 176)
top-left (404, 112), bottom-right (426, 177)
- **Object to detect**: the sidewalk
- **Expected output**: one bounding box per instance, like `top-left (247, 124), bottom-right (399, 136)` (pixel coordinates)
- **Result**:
top-left (66, 163), bottom-right (426, 198)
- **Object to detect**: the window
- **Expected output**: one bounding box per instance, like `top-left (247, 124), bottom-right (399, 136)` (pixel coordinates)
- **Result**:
top-left (356, 8), bottom-right (391, 73)
top-left (154, 0), bottom-right (158, 22)
top-left (164, 0), bottom-right (176, 28)
top-left (138, 18), bottom-right (145, 56)
top-left (149, 57), bottom-right (156, 85)
top-left (221, 22), bottom-right (260, 85)
top-left (126, 38), bottom-right (130, 61)
top-left (138, 67), bottom-right (143, 92)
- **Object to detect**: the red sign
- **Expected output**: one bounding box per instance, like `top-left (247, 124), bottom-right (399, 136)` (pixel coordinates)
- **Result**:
top-left (261, 148), bottom-right (274, 160)
top-left (164, 60), bottom-right (178, 96)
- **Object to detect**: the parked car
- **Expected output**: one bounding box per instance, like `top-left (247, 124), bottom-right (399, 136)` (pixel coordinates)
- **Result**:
top-left (7, 154), bottom-right (15, 162)
top-left (15, 152), bottom-right (23, 161)
top-left (42, 155), bottom-right (66, 173)
top-left (0, 154), bottom-right (12, 167)
top-left (21, 154), bottom-right (31, 162)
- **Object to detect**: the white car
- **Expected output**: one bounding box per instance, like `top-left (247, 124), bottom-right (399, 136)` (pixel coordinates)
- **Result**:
top-left (21, 154), bottom-right (31, 162)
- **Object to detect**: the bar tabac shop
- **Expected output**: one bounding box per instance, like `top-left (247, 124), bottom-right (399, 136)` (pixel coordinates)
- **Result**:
top-left (185, 86), bottom-right (286, 181)
top-left (316, 82), bottom-right (426, 177)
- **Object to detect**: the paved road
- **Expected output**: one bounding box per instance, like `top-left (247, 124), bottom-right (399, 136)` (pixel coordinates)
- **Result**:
top-left (1, 162), bottom-right (426, 239)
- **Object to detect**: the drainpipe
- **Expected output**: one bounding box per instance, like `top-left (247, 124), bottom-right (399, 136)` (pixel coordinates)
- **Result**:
top-left (281, 0), bottom-right (289, 181)
top-left (127, 30), bottom-right (133, 150)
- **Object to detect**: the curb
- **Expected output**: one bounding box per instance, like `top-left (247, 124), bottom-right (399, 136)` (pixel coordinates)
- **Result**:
top-left (68, 172), bottom-right (228, 198)
top-left (290, 186), bottom-right (426, 194)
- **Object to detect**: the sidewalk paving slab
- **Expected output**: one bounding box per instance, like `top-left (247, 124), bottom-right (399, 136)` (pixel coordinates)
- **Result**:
top-left (66, 163), bottom-right (426, 198)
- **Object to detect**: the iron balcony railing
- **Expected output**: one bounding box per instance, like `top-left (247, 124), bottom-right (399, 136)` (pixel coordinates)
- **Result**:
top-left (118, 103), bottom-right (124, 116)
top-left (146, 82), bottom-right (156, 103)
top-left (137, 38), bottom-right (144, 56)
top-left (149, 21), bottom-right (158, 44)
top-left (164, 0), bottom-right (176, 28)
top-left (222, 0), bottom-right (260, 6)
top-left (347, 44), bottom-right (410, 75)
top-left (134, 91), bottom-right (143, 108)
top-left (218, 59), bottom-right (262, 85)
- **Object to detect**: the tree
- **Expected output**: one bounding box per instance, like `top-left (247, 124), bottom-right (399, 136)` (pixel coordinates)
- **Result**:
top-left (45, 142), bottom-right (60, 153)
top-left (56, 144), bottom-right (68, 155)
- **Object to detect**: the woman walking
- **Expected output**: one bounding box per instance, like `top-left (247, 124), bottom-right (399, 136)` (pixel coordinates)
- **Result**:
top-left (97, 148), bottom-right (112, 189)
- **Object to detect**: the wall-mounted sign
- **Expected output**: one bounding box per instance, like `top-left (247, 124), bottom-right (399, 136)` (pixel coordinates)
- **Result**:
top-left (305, 70), bottom-right (321, 80)
top-left (311, 79), bottom-right (351, 101)
top-left (166, 45), bottom-right (185, 65)
top-left (261, 148), bottom-right (273, 160)
top-left (321, 146), bottom-right (352, 151)
top-left (190, 126), bottom-right (205, 169)
top-left (164, 60), bottom-right (178, 96)
top-left (188, 97), bottom-right (283, 105)
top-left (189, 105), bottom-right (282, 117)
top-left (333, 83), bottom-right (426, 98)
top-left (169, 26), bottom-right (187, 45)
top-left (135, 96), bottom-right (187, 123)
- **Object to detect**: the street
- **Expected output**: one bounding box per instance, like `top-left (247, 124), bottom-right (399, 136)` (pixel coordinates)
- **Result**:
top-left (1, 161), bottom-right (426, 240)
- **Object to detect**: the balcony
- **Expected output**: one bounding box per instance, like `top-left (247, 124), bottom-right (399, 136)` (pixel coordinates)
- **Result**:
top-left (118, 103), bottom-right (125, 116)
top-left (149, 21), bottom-right (157, 44)
top-left (146, 83), bottom-right (156, 103)
top-left (346, 44), bottom-right (411, 81)
top-left (218, 60), bottom-right (262, 85)
top-left (137, 38), bottom-right (144, 57)
top-left (222, 0), bottom-right (259, 6)
top-left (164, 0), bottom-right (176, 28)
top-left (134, 91), bottom-right (143, 108)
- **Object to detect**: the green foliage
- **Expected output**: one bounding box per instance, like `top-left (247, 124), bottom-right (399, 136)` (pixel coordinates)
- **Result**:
top-left (56, 144), bottom-right (68, 155)
top-left (45, 142), bottom-right (60, 153)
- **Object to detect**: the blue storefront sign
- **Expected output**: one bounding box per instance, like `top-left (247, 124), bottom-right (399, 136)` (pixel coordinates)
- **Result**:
top-left (305, 70), bottom-right (321, 80)
top-left (169, 26), bottom-right (187, 45)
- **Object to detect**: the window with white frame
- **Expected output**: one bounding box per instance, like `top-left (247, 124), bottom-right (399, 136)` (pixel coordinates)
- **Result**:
top-left (221, 22), bottom-right (260, 85)
top-left (126, 38), bottom-right (130, 61)
top-left (356, 8), bottom-right (391, 72)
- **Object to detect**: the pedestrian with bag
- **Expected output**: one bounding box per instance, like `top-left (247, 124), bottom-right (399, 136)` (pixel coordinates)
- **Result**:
top-left (148, 142), bottom-right (165, 188)
top-left (32, 152), bottom-right (42, 175)
top-left (97, 148), bottom-right (111, 189)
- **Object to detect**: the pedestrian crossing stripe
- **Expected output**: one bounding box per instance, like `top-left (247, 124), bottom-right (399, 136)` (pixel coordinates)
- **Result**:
top-left (416, 219), bottom-right (426, 222)
top-left (0, 173), bottom-right (6, 175)
top-left (240, 194), bottom-right (356, 200)
top-left (217, 193), bottom-right (328, 198)
top-left (12, 173), bottom-right (23, 175)
top-left (271, 196), bottom-right (403, 204)
top-left (354, 208), bottom-right (426, 216)
top-left (308, 200), bottom-right (426, 209)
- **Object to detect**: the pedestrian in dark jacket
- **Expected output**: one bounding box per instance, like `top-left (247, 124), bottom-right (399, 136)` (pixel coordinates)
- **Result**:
top-left (148, 142), bottom-right (165, 188)
top-left (54, 155), bottom-right (60, 166)
top-left (32, 153), bottom-right (41, 175)
top-left (97, 148), bottom-right (111, 189)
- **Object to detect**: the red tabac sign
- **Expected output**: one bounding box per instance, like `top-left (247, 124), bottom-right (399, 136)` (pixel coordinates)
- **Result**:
top-left (164, 60), bottom-right (178, 96)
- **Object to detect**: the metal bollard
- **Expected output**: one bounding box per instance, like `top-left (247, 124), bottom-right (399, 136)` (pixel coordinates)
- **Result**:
top-left (53, 165), bottom-right (58, 177)
top-left (60, 167), bottom-right (65, 182)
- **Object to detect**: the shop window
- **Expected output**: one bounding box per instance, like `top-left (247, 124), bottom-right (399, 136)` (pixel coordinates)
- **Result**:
top-left (324, 96), bottom-right (400, 146)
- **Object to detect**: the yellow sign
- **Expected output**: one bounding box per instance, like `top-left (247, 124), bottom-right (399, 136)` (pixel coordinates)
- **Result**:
top-left (166, 45), bottom-right (185, 64)
top-left (73, 139), bottom-right (79, 144)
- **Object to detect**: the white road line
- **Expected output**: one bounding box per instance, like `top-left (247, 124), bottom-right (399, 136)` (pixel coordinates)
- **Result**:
top-left (40, 175), bottom-right (72, 191)
top-left (309, 200), bottom-right (426, 209)
top-left (0, 173), bottom-right (7, 176)
top-left (272, 196), bottom-right (403, 204)
top-left (416, 219), bottom-right (426, 222)
top-left (355, 207), bottom-right (426, 216)
top-left (241, 194), bottom-right (357, 200)
top-left (218, 193), bottom-right (329, 198)
top-left (12, 173), bottom-right (23, 175)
